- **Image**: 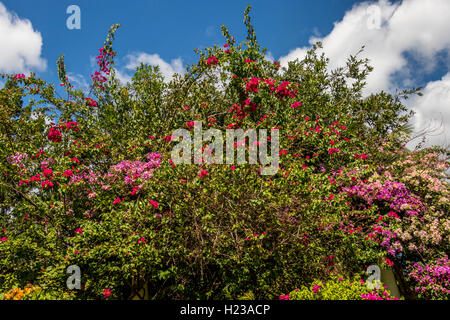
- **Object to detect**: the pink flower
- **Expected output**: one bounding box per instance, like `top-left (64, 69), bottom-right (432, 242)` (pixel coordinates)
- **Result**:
top-left (14, 74), bottom-right (25, 80)
top-left (312, 284), bottom-right (321, 293)
top-left (138, 237), bottom-right (147, 244)
top-left (290, 101), bottom-right (302, 109)
top-left (113, 198), bottom-right (122, 205)
top-left (85, 97), bottom-right (98, 107)
top-left (385, 258), bottom-right (394, 266)
top-left (130, 186), bottom-right (140, 196)
top-left (279, 294), bottom-right (290, 300)
top-left (30, 175), bottom-right (41, 182)
top-left (186, 121), bottom-right (195, 129)
top-left (199, 170), bottom-right (208, 178)
top-left (328, 148), bottom-right (339, 155)
top-left (43, 168), bottom-right (53, 177)
top-left (103, 288), bottom-right (111, 298)
top-left (63, 170), bottom-right (74, 178)
top-left (149, 200), bottom-right (159, 209)
top-left (245, 77), bottom-right (260, 93)
top-left (205, 56), bottom-right (219, 66)
top-left (74, 228), bottom-right (83, 235)
top-left (355, 153), bottom-right (368, 159)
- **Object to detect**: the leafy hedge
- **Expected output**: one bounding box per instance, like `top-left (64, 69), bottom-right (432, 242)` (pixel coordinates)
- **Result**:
top-left (0, 6), bottom-right (448, 300)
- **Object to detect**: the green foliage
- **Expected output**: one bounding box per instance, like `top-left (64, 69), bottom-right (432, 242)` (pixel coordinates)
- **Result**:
top-left (286, 275), bottom-right (399, 300)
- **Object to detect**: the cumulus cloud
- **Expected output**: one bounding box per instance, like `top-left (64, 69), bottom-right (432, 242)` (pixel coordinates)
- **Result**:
top-left (0, 2), bottom-right (46, 73)
top-left (406, 73), bottom-right (450, 149)
top-left (279, 0), bottom-right (450, 148)
top-left (115, 52), bottom-right (184, 84)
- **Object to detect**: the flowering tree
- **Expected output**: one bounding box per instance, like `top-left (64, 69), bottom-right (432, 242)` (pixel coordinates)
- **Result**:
top-left (0, 7), bottom-right (448, 300)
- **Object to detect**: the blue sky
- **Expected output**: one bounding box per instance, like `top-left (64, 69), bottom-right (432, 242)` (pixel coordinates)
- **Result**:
top-left (0, 0), bottom-right (449, 148)
top-left (0, 0), bottom-right (357, 77)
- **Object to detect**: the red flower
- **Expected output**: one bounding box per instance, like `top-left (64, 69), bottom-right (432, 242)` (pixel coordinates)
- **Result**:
top-left (186, 121), bottom-right (195, 129)
top-left (290, 101), bottom-right (302, 109)
top-left (63, 170), bottom-right (74, 178)
top-left (328, 148), bottom-right (339, 155)
top-left (355, 153), bottom-right (368, 159)
top-left (30, 175), bottom-right (41, 182)
top-left (41, 180), bottom-right (54, 189)
top-left (43, 168), bottom-right (53, 177)
top-left (385, 258), bottom-right (395, 266)
top-left (199, 169), bottom-right (208, 178)
top-left (205, 56), bottom-right (219, 66)
top-left (47, 127), bottom-right (62, 143)
top-left (245, 77), bottom-right (260, 93)
top-left (138, 237), bottom-right (147, 244)
top-left (85, 97), bottom-right (98, 107)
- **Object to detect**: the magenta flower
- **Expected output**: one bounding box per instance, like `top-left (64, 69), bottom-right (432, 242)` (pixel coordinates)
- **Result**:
top-left (199, 170), bottom-right (208, 178)
top-left (103, 288), bottom-right (111, 298)
top-left (149, 200), bottom-right (159, 209)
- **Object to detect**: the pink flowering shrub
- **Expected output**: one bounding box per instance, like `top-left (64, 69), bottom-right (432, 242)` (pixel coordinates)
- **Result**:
top-left (408, 255), bottom-right (450, 299)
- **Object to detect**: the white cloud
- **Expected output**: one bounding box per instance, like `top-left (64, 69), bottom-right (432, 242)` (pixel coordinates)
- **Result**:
top-left (67, 72), bottom-right (89, 91)
top-left (406, 73), bottom-right (450, 149)
top-left (281, 0), bottom-right (450, 92)
top-left (116, 52), bottom-right (184, 84)
top-left (279, 0), bottom-right (450, 149)
top-left (0, 2), bottom-right (46, 73)
top-left (114, 68), bottom-right (132, 85)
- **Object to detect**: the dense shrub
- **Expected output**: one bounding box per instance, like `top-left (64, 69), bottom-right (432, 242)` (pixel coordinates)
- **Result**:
top-left (0, 7), bottom-right (448, 300)
top-left (280, 275), bottom-right (398, 300)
